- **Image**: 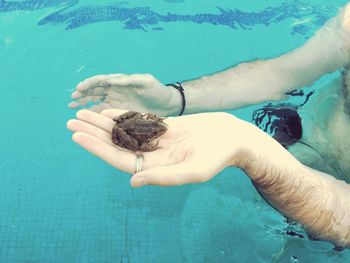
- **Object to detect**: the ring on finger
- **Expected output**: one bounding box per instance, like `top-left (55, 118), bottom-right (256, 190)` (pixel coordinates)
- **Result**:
top-left (134, 152), bottom-right (144, 173)
top-left (100, 94), bottom-right (107, 102)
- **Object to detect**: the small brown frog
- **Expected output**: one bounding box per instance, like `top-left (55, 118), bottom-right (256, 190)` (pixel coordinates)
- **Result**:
top-left (111, 111), bottom-right (167, 152)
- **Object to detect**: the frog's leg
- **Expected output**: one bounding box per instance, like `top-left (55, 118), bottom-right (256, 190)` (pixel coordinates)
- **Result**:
top-left (113, 126), bottom-right (139, 151)
top-left (112, 126), bottom-right (129, 149)
top-left (112, 126), bottom-right (122, 145)
top-left (140, 139), bottom-right (160, 152)
top-left (113, 111), bottom-right (141, 123)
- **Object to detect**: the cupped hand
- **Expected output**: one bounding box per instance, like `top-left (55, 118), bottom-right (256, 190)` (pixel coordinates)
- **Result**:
top-left (66, 109), bottom-right (256, 188)
top-left (69, 74), bottom-right (180, 116)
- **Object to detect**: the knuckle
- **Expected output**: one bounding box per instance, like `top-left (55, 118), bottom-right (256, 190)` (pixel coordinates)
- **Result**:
top-left (89, 74), bottom-right (106, 82)
top-left (142, 73), bottom-right (155, 82)
top-left (197, 176), bottom-right (209, 183)
top-left (194, 170), bottom-right (210, 183)
top-left (143, 73), bottom-right (153, 78)
top-left (101, 109), bottom-right (109, 115)
top-left (135, 89), bottom-right (145, 96)
top-left (109, 73), bottom-right (125, 80)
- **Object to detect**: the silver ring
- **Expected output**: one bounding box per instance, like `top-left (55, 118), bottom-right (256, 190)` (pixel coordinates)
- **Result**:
top-left (134, 153), bottom-right (144, 173)
top-left (100, 94), bottom-right (107, 102)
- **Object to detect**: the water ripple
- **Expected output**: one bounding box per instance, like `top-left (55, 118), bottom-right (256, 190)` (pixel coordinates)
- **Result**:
top-left (0, 0), bottom-right (344, 35)
top-left (0, 0), bottom-right (78, 12)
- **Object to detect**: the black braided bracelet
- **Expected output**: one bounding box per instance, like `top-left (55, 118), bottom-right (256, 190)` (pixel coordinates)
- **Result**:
top-left (166, 82), bottom-right (186, 116)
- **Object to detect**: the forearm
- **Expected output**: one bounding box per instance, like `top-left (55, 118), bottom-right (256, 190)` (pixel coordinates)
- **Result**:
top-left (233, 126), bottom-right (350, 247)
top-left (180, 7), bottom-right (350, 114)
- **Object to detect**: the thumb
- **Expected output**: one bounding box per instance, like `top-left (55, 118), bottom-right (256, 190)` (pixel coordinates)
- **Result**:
top-left (130, 163), bottom-right (207, 188)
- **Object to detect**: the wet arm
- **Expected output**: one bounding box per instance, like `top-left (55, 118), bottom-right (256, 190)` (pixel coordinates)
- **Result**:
top-left (234, 126), bottom-right (350, 247)
top-left (179, 6), bottom-right (350, 114)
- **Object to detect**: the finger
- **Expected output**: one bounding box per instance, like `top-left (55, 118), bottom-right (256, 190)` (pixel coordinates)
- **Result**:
top-left (76, 109), bottom-right (114, 132)
top-left (342, 3), bottom-right (350, 32)
top-left (89, 102), bottom-right (115, 113)
top-left (71, 87), bottom-right (109, 99)
top-left (108, 74), bottom-right (151, 87)
top-left (68, 101), bottom-right (80, 108)
top-left (72, 132), bottom-right (135, 173)
top-left (77, 75), bottom-right (111, 91)
top-left (102, 109), bottom-right (167, 121)
top-left (71, 91), bottom-right (82, 99)
top-left (130, 163), bottom-right (208, 187)
top-left (101, 109), bottom-right (131, 119)
top-left (69, 96), bottom-right (101, 108)
top-left (68, 97), bottom-right (100, 109)
top-left (71, 86), bottom-right (110, 99)
top-left (76, 74), bottom-right (123, 92)
top-left (67, 119), bottom-right (114, 146)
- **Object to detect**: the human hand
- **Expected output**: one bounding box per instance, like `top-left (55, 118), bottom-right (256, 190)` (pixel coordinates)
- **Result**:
top-left (68, 74), bottom-right (181, 116)
top-left (66, 109), bottom-right (258, 188)
top-left (66, 110), bottom-right (350, 248)
top-left (339, 2), bottom-right (350, 34)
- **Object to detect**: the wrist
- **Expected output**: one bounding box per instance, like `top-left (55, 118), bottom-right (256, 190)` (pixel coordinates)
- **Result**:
top-left (227, 120), bottom-right (300, 182)
top-left (223, 115), bottom-right (269, 175)
top-left (165, 84), bottom-right (185, 116)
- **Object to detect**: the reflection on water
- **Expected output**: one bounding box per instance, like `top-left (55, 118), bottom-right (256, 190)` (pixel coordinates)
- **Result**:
top-left (0, 0), bottom-right (344, 35)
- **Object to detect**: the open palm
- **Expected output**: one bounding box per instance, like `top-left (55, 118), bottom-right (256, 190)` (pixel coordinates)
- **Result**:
top-left (67, 109), bottom-right (254, 187)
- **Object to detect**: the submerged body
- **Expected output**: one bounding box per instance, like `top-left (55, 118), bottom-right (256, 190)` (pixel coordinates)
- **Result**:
top-left (68, 2), bottom-right (350, 249)
top-left (288, 71), bottom-right (350, 181)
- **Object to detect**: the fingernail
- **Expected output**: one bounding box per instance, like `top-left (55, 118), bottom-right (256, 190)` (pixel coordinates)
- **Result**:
top-left (71, 91), bottom-right (81, 99)
top-left (132, 177), bottom-right (147, 187)
top-left (77, 83), bottom-right (84, 91)
top-left (69, 102), bottom-right (78, 108)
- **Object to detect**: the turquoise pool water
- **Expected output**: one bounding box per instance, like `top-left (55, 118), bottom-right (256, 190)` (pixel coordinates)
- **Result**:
top-left (1, 0), bottom-right (350, 262)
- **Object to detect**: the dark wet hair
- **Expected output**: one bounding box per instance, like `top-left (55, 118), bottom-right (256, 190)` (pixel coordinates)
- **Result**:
top-left (253, 105), bottom-right (302, 148)
top-left (252, 88), bottom-right (315, 148)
